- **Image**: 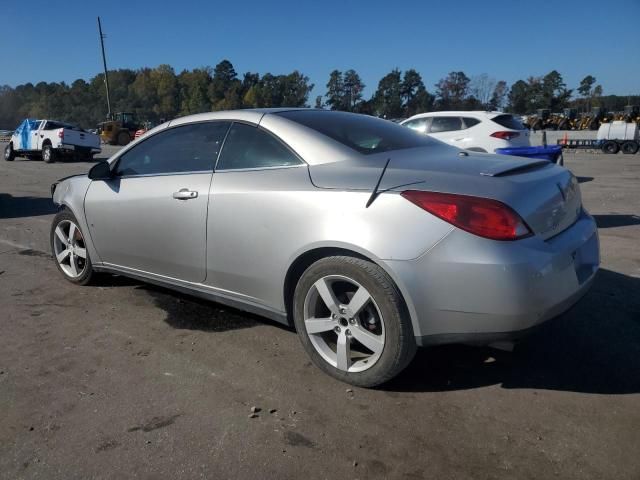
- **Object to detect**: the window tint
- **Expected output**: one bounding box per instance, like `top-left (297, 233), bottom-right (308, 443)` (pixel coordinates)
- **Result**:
top-left (491, 114), bottom-right (525, 130)
top-left (276, 110), bottom-right (432, 155)
top-left (44, 121), bottom-right (81, 131)
top-left (403, 118), bottom-right (429, 133)
top-left (429, 117), bottom-right (463, 133)
top-left (115, 122), bottom-right (230, 176)
top-left (216, 123), bottom-right (302, 170)
top-left (462, 117), bottom-right (481, 129)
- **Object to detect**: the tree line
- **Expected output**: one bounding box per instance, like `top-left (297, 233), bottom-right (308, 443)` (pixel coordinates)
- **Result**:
top-left (0, 59), bottom-right (636, 129)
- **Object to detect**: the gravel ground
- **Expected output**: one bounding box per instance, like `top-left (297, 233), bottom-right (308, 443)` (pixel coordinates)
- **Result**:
top-left (0, 143), bottom-right (639, 479)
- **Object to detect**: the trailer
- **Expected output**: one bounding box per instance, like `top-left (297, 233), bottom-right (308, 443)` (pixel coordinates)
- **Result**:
top-left (557, 121), bottom-right (639, 154)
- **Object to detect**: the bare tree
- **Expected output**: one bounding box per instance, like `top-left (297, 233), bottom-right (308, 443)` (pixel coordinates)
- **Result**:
top-left (469, 74), bottom-right (497, 109)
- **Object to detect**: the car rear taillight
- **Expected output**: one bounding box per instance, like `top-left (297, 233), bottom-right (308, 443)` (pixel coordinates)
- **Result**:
top-left (401, 190), bottom-right (532, 241)
top-left (490, 131), bottom-right (520, 140)
top-left (58, 130), bottom-right (64, 139)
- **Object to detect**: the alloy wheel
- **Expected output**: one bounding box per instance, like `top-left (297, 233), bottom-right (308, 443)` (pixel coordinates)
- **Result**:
top-left (52, 219), bottom-right (88, 278)
top-left (303, 275), bottom-right (385, 373)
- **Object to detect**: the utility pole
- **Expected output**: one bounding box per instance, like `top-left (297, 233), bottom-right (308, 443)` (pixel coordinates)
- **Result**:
top-left (97, 17), bottom-right (112, 119)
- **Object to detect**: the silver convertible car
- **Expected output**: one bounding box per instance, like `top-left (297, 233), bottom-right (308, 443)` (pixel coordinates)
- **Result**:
top-left (50, 109), bottom-right (599, 386)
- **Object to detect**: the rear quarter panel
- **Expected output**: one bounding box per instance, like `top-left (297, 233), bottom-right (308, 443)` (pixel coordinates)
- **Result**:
top-left (204, 166), bottom-right (453, 313)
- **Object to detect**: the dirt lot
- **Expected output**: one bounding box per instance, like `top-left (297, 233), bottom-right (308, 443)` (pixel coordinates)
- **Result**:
top-left (0, 144), bottom-right (639, 479)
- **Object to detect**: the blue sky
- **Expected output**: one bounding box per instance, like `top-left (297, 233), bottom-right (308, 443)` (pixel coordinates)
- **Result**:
top-left (2, 0), bottom-right (638, 99)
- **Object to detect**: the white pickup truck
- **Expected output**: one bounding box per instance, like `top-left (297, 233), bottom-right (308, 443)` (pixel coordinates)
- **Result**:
top-left (4, 119), bottom-right (101, 163)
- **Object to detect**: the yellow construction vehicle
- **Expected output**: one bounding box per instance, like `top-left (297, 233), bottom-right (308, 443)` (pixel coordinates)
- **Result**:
top-left (557, 108), bottom-right (579, 130)
top-left (97, 112), bottom-right (141, 146)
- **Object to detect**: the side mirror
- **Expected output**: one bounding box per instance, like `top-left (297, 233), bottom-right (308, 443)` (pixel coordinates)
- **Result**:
top-left (88, 161), bottom-right (112, 180)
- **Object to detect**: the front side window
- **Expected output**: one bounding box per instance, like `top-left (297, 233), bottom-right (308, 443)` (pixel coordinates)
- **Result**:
top-left (115, 122), bottom-right (230, 176)
top-left (216, 123), bottom-right (302, 170)
top-left (429, 117), bottom-right (463, 133)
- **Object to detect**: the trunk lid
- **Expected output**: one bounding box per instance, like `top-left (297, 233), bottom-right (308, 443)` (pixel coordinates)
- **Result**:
top-left (308, 144), bottom-right (581, 240)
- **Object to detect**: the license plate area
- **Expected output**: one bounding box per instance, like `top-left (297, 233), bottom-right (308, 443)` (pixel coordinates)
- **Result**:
top-left (573, 233), bottom-right (598, 284)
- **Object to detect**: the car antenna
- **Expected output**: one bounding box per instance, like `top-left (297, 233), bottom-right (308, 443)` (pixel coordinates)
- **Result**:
top-left (365, 158), bottom-right (391, 208)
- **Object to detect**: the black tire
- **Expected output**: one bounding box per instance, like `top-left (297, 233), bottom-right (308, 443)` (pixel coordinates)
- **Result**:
top-left (601, 141), bottom-right (619, 154)
top-left (621, 141), bottom-right (639, 155)
top-left (4, 143), bottom-right (15, 161)
top-left (293, 256), bottom-right (416, 387)
top-left (50, 209), bottom-right (94, 286)
top-left (42, 144), bottom-right (56, 163)
top-left (117, 131), bottom-right (130, 146)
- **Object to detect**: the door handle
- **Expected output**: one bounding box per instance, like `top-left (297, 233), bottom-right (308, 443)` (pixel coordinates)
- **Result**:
top-left (173, 189), bottom-right (198, 200)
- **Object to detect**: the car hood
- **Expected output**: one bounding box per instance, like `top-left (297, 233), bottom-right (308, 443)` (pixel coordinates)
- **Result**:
top-left (308, 143), bottom-right (581, 241)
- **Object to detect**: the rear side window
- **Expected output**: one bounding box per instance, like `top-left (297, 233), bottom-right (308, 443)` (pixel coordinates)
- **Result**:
top-left (403, 118), bottom-right (429, 133)
top-left (429, 117), bottom-right (463, 133)
top-left (462, 117), bottom-right (481, 129)
top-left (492, 114), bottom-right (525, 130)
top-left (216, 123), bottom-right (302, 170)
top-left (276, 110), bottom-right (432, 155)
top-left (115, 121), bottom-right (230, 176)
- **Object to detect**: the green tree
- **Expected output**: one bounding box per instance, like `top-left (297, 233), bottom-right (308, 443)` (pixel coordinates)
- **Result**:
top-left (401, 69), bottom-right (433, 116)
top-left (372, 69), bottom-right (403, 118)
top-left (209, 60), bottom-right (240, 110)
top-left (435, 71), bottom-right (470, 110)
top-left (325, 70), bottom-right (344, 110)
top-left (343, 69), bottom-right (364, 111)
top-left (541, 70), bottom-right (572, 111)
top-left (507, 80), bottom-right (529, 114)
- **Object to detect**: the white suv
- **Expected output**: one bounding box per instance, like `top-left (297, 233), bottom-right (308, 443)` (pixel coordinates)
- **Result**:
top-left (400, 111), bottom-right (530, 153)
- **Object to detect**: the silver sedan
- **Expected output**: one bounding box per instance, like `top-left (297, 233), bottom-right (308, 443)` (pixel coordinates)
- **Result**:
top-left (50, 109), bottom-right (599, 387)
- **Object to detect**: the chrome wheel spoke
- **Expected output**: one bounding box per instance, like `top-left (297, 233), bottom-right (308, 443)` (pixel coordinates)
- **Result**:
top-left (351, 325), bottom-right (384, 354)
top-left (67, 223), bottom-right (76, 244)
top-left (68, 253), bottom-right (78, 276)
top-left (55, 226), bottom-right (68, 246)
top-left (305, 317), bottom-right (335, 334)
top-left (347, 286), bottom-right (371, 317)
top-left (336, 334), bottom-right (351, 371)
top-left (56, 249), bottom-right (70, 263)
top-left (314, 278), bottom-right (340, 315)
top-left (75, 247), bottom-right (87, 259)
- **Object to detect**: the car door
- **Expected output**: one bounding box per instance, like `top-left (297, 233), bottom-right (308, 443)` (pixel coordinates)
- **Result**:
top-left (427, 116), bottom-right (464, 146)
top-left (204, 122), bottom-right (307, 306)
top-left (84, 121), bottom-right (231, 282)
top-left (30, 121), bottom-right (42, 150)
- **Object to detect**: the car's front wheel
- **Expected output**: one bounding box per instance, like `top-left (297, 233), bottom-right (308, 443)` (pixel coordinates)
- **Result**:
top-left (293, 256), bottom-right (416, 387)
top-left (4, 143), bottom-right (15, 161)
top-left (50, 210), bottom-right (94, 285)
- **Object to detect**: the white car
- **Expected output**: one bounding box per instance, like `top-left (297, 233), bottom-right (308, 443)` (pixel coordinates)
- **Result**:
top-left (400, 111), bottom-right (530, 153)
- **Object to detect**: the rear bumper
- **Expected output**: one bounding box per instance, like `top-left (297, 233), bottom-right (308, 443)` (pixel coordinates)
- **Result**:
top-left (60, 144), bottom-right (101, 154)
top-left (386, 209), bottom-right (599, 344)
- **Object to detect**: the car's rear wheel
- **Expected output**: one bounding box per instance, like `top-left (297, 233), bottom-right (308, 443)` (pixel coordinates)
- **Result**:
top-left (4, 143), bottom-right (15, 161)
top-left (50, 210), bottom-right (94, 285)
top-left (42, 144), bottom-right (56, 163)
top-left (293, 256), bottom-right (416, 387)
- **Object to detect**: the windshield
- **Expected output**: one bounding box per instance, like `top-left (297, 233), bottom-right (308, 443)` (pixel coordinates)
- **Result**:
top-left (276, 110), bottom-right (433, 155)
